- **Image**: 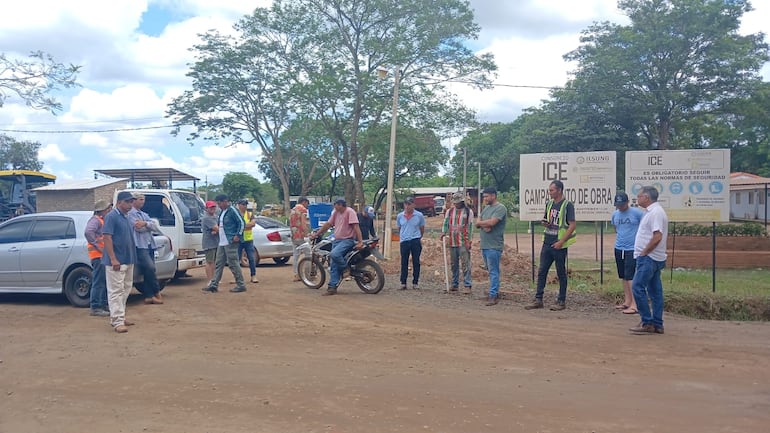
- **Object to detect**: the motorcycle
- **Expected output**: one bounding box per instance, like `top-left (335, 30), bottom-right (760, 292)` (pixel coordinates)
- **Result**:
top-left (296, 236), bottom-right (385, 294)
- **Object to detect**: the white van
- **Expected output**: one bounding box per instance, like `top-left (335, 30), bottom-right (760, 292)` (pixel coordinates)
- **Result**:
top-left (115, 189), bottom-right (206, 276)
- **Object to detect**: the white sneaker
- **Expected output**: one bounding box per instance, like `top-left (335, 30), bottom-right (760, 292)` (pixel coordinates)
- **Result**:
top-left (250, 276), bottom-right (259, 283)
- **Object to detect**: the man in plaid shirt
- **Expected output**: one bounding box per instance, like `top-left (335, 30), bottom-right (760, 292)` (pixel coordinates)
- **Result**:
top-left (441, 192), bottom-right (474, 294)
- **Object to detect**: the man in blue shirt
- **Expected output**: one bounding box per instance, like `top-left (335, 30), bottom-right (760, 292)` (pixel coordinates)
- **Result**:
top-left (103, 191), bottom-right (138, 333)
top-left (396, 197), bottom-right (425, 290)
top-left (128, 192), bottom-right (164, 305)
top-left (611, 192), bottom-right (644, 315)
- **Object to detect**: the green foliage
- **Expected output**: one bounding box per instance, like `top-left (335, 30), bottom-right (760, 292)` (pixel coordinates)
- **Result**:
top-left (0, 134), bottom-right (43, 171)
top-left (453, 122), bottom-right (522, 193)
top-left (0, 51), bottom-right (80, 113)
top-left (363, 124), bottom-right (449, 208)
top-left (561, 0), bottom-right (769, 151)
top-left (671, 222), bottom-right (768, 237)
top-left (222, 172), bottom-right (262, 203)
top-left (258, 117), bottom-right (338, 200)
top-left (172, 0), bottom-right (496, 206)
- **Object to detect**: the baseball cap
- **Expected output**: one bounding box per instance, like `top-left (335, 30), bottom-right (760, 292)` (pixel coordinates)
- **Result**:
top-left (205, 200), bottom-right (216, 208)
top-left (365, 206), bottom-right (375, 217)
top-left (481, 187), bottom-right (497, 195)
top-left (403, 197), bottom-right (414, 204)
top-left (614, 192), bottom-right (629, 206)
top-left (116, 191), bottom-right (135, 202)
top-left (237, 199), bottom-right (249, 206)
top-left (451, 191), bottom-right (464, 203)
top-left (333, 197), bottom-right (347, 206)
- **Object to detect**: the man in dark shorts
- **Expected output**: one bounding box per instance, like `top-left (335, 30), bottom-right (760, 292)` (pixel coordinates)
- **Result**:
top-left (611, 192), bottom-right (644, 314)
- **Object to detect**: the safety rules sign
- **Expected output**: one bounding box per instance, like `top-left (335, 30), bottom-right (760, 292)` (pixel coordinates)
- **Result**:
top-left (625, 149), bottom-right (731, 222)
top-left (519, 151), bottom-right (617, 221)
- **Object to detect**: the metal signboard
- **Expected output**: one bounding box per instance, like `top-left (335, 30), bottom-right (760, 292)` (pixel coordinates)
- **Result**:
top-left (519, 151), bottom-right (617, 221)
top-left (625, 149), bottom-right (730, 222)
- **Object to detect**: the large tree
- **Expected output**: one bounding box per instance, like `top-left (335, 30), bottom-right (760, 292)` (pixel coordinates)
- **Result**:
top-left (169, 0), bottom-right (496, 207)
top-left (564, 0), bottom-right (769, 150)
top-left (0, 134), bottom-right (44, 171)
top-left (167, 30), bottom-right (297, 213)
top-left (0, 51), bottom-right (80, 113)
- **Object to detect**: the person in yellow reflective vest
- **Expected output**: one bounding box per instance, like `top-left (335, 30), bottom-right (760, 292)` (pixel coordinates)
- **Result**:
top-left (525, 180), bottom-right (576, 311)
top-left (237, 199), bottom-right (258, 283)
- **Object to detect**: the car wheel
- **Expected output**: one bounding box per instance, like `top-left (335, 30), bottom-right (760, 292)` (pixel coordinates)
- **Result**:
top-left (272, 256), bottom-right (290, 265)
top-left (64, 266), bottom-right (92, 308)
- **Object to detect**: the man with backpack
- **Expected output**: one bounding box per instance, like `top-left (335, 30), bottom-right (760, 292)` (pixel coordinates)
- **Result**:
top-left (525, 180), bottom-right (576, 311)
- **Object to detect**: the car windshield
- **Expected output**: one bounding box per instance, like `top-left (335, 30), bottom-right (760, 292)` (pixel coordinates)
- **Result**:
top-left (169, 191), bottom-right (205, 233)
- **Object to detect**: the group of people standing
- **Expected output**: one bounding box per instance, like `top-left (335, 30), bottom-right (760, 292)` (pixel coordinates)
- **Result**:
top-left (85, 191), bottom-right (165, 333)
top-left (87, 183), bottom-right (668, 335)
top-left (415, 180), bottom-right (669, 335)
top-left (201, 195), bottom-right (260, 294)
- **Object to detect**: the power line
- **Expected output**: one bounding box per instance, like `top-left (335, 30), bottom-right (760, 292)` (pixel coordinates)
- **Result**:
top-left (8, 116), bottom-right (167, 126)
top-left (0, 125), bottom-right (175, 134)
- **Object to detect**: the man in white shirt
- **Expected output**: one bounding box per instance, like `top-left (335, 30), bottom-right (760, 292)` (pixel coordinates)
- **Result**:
top-left (629, 186), bottom-right (668, 335)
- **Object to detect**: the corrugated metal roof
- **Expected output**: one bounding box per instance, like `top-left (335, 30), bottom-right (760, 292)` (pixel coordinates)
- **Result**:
top-left (33, 178), bottom-right (128, 191)
top-left (95, 168), bottom-right (199, 182)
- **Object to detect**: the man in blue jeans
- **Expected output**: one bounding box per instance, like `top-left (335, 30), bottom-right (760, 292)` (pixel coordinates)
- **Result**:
top-left (629, 186), bottom-right (668, 335)
top-left (128, 193), bottom-right (164, 305)
top-left (85, 199), bottom-right (112, 316)
top-left (475, 187), bottom-right (507, 306)
top-left (311, 198), bottom-right (363, 296)
top-left (397, 197), bottom-right (425, 290)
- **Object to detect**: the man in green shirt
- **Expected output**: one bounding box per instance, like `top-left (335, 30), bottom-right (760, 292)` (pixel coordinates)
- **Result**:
top-left (475, 187), bottom-right (507, 306)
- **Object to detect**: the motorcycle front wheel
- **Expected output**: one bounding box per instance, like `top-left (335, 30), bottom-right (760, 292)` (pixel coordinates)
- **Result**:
top-left (354, 259), bottom-right (385, 294)
top-left (297, 257), bottom-right (327, 289)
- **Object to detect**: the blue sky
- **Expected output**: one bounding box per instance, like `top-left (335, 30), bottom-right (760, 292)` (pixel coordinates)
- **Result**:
top-left (0, 0), bottom-right (768, 187)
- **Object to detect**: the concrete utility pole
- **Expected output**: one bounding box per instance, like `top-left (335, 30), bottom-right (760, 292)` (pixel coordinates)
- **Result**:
top-left (381, 66), bottom-right (400, 260)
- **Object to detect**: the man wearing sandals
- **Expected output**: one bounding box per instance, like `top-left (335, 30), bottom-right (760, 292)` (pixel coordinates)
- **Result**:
top-left (611, 192), bottom-right (644, 315)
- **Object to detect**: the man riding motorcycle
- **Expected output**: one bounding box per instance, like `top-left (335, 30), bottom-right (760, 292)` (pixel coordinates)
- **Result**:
top-left (310, 198), bottom-right (363, 296)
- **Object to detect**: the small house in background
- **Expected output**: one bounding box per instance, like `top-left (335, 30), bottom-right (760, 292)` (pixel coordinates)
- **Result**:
top-left (33, 178), bottom-right (128, 212)
top-left (730, 172), bottom-right (770, 222)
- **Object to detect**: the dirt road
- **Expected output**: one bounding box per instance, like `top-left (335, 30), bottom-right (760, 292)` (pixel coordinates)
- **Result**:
top-left (1, 255), bottom-right (768, 433)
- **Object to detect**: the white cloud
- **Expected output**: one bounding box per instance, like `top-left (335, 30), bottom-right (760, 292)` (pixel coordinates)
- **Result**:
top-left (66, 86), bottom-right (164, 121)
top-left (38, 143), bottom-right (68, 162)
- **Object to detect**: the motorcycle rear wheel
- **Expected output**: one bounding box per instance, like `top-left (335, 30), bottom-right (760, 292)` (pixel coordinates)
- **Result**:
top-left (354, 259), bottom-right (385, 294)
top-left (297, 257), bottom-right (327, 289)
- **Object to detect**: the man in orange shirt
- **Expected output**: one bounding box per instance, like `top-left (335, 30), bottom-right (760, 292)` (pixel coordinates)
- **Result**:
top-left (85, 199), bottom-right (112, 316)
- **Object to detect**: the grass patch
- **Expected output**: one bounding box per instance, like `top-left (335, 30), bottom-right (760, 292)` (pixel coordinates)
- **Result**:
top-left (565, 261), bottom-right (770, 321)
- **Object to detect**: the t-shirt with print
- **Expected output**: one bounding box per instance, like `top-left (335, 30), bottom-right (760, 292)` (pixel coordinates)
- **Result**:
top-left (329, 207), bottom-right (359, 240)
top-left (479, 202), bottom-right (507, 250)
top-left (612, 206), bottom-right (644, 251)
top-left (543, 200), bottom-right (575, 245)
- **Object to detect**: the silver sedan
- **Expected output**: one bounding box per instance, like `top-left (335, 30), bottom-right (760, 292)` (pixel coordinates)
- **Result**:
top-left (240, 216), bottom-right (294, 266)
top-left (0, 211), bottom-right (175, 307)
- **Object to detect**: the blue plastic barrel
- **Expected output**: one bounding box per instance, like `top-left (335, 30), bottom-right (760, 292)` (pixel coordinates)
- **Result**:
top-left (308, 203), bottom-right (333, 229)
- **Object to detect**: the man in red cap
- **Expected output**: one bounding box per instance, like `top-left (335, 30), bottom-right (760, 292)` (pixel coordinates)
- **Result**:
top-left (201, 200), bottom-right (219, 285)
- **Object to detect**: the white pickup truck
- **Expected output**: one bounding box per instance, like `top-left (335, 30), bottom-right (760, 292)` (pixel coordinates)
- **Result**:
top-left (115, 189), bottom-right (206, 277)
